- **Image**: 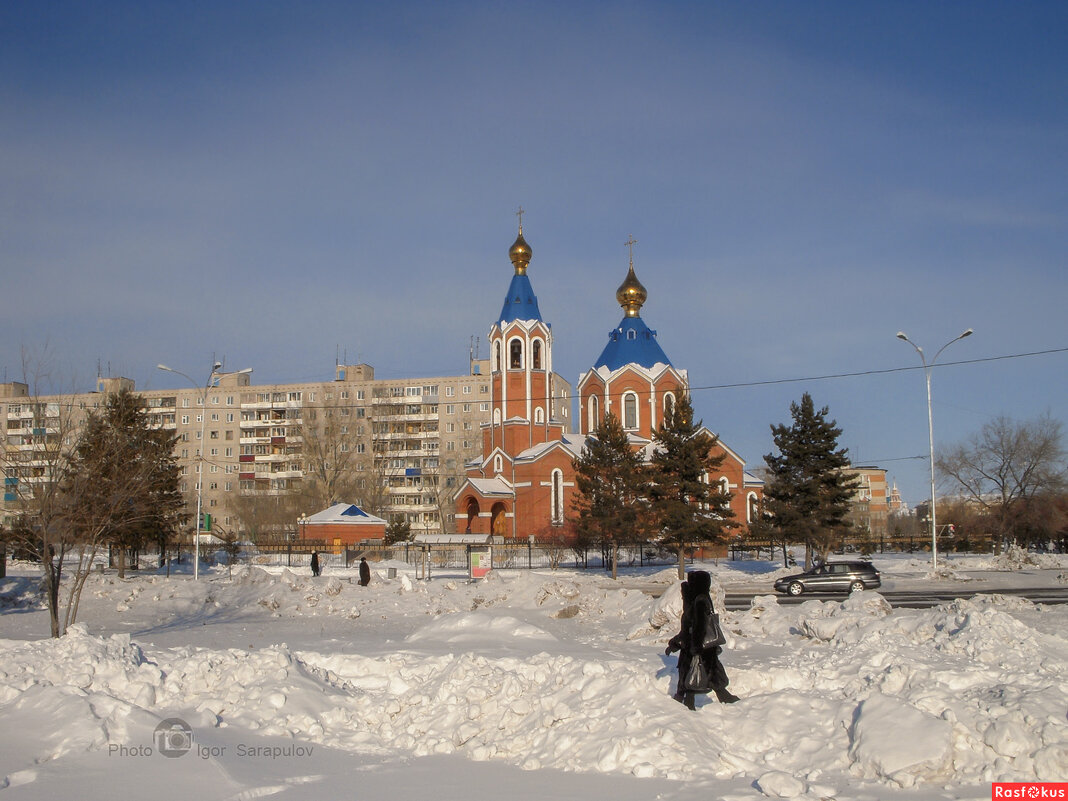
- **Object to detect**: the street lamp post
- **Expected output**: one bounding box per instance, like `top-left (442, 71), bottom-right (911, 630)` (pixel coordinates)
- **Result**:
top-left (896, 328), bottom-right (973, 571)
top-left (158, 362), bottom-right (221, 580)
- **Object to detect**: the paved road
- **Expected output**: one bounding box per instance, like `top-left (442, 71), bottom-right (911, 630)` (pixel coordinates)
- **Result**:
top-left (721, 586), bottom-right (1068, 610)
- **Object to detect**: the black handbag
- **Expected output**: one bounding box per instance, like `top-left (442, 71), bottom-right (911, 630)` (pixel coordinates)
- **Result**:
top-left (702, 610), bottom-right (726, 648)
top-left (684, 654), bottom-right (713, 693)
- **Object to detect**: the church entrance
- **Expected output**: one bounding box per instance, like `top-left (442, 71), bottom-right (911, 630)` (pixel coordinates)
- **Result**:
top-left (490, 503), bottom-right (508, 536)
top-left (465, 497), bottom-right (480, 532)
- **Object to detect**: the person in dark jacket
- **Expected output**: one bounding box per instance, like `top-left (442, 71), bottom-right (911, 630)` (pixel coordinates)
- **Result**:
top-left (310, 551), bottom-right (320, 577)
top-left (682, 570), bottom-right (739, 709)
top-left (665, 579), bottom-right (694, 704)
top-left (358, 557), bottom-right (371, 586)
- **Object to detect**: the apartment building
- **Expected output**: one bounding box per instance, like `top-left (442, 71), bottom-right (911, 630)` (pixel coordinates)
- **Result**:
top-left (843, 465), bottom-right (890, 542)
top-left (1, 362), bottom-right (573, 538)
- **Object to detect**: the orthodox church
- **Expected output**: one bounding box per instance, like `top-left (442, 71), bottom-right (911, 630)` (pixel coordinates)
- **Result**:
top-left (455, 223), bottom-right (763, 540)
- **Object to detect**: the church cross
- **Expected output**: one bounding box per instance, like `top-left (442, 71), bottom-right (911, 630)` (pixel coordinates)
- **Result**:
top-left (516, 205), bottom-right (525, 233)
top-left (625, 234), bottom-right (637, 266)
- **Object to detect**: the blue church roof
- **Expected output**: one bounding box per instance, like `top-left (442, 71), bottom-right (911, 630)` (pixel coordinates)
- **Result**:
top-left (593, 315), bottom-right (672, 371)
top-left (498, 273), bottom-right (543, 323)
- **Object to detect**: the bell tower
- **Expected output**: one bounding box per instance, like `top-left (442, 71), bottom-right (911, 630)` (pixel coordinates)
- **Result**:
top-left (486, 211), bottom-right (557, 459)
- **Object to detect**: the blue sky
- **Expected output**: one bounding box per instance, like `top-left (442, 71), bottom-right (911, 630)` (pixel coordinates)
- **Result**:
top-left (3, 1), bottom-right (1066, 509)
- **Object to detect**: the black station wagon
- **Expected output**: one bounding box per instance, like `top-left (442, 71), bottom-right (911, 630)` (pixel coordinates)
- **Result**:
top-left (773, 561), bottom-right (881, 596)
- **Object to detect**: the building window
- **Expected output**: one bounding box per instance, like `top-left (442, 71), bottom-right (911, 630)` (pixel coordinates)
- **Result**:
top-left (494, 341), bottom-right (502, 372)
top-left (747, 492), bottom-right (759, 524)
top-left (663, 392), bottom-right (675, 422)
top-left (509, 338), bottom-right (523, 369)
top-left (494, 454), bottom-right (503, 474)
top-left (463, 385), bottom-right (472, 395)
top-left (534, 406), bottom-right (544, 424)
top-left (623, 392), bottom-right (638, 430)
top-left (493, 408), bottom-right (501, 425)
top-left (551, 469), bottom-right (564, 525)
top-left (587, 395), bottom-right (599, 433)
top-left (532, 339), bottom-right (543, 370)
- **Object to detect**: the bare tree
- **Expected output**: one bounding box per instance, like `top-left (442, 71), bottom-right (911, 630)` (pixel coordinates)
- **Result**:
top-left (293, 400), bottom-right (368, 511)
top-left (938, 414), bottom-right (1067, 552)
top-left (1, 347), bottom-right (83, 637)
top-left (229, 492), bottom-right (301, 543)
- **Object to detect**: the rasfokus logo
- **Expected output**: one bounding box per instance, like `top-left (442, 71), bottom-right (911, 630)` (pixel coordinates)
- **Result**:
top-left (992, 783), bottom-right (1068, 799)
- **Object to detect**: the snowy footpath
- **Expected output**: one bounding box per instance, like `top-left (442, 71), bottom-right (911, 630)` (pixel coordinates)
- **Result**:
top-left (1, 552), bottom-right (1066, 801)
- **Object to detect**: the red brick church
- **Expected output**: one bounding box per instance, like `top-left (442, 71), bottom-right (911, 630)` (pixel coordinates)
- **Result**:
top-left (455, 223), bottom-right (763, 540)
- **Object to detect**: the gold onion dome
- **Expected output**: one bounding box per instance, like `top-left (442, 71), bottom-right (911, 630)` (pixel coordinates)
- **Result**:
top-left (616, 264), bottom-right (647, 317)
top-left (509, 230), bottom-right (532, 275)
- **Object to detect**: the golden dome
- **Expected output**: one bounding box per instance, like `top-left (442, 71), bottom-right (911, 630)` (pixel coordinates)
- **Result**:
top-left (509, 230), bottom-right (532, 274)
top-left (616, 264), bottom-right (647, 317)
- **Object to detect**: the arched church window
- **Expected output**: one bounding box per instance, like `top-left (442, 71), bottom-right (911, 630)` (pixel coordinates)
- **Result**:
top-left (551, 469), bottom-right (564, 525)
top-left (535, 406), bottom-right (544, 424)
top-left (587, 394), bottom-right (599, 433)
top-left (747, 492), bottom-right (759, 524)
top-left (720, 477), bottom-right (730, 497)
top-left (623, 392), bottom-right (638, 430)
top-left (532, 339), bottom-right (542, 369)
top-left (494, 454), bottom-right (503, 474)
top-left (493, 408), bottom-right (502, 425)
top-left (663, 392), bottom-right (675, 422)
top-left (509, 339), bottom-right (523, 369)
top-left (627, 329), bottom-right (636, 340)
top-left (494, 341), bottom-right (501, 372)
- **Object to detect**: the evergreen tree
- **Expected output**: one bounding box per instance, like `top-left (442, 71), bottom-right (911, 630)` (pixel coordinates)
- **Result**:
top-left (572, 412), bottom-right (645, 578)
top-left (647, 393), bottom-right (735, 579)
top-left (384, 518), bottom-right (412, 544)
top-left (58, 389), bottom-right (184, 627)
top-left (762, 392), bottom-right (859, 567)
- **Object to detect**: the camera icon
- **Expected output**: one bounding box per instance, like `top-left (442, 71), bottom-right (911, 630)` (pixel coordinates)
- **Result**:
top-left (153, 718), bottom-right (194, 758)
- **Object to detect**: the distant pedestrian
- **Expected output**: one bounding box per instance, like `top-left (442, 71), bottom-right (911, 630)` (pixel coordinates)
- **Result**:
top-left (358, 557), bottom-right (370, 586)
top-left (680, 570), bottom-right (739, 709)
top-left (310, 551), bottom-right (321, 577)
top-left (665, 579), bottom-right (694, 705)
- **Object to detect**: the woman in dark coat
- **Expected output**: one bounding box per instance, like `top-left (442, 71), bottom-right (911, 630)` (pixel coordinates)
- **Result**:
top-left (358, 557), bottom-right (371, 586)
top-left (310, 551), bottom-right (320, 577)
top-left (665, 579), bottom-right (694, 704)
top-left (682, 570), bottom-right (739, 709)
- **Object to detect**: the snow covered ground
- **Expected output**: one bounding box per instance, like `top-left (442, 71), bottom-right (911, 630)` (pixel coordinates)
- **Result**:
top-left (1, 551), bottom-right (1066, 800)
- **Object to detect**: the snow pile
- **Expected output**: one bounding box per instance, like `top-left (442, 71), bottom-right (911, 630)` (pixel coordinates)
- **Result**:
top-left (1, 565), bottom-right (1066, 799)
top-left (988, 546), bottom-right (1065, 570)
top-left (926, 563), bottom-right (974, 581)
